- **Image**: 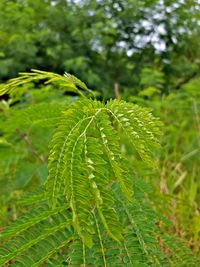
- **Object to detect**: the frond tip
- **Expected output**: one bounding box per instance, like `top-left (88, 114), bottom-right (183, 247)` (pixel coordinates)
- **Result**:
top-left (0, 69), bottom-right (93, 97)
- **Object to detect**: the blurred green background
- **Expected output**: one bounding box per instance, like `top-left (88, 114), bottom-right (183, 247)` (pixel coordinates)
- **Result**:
top-left (0, 0), bottom-right (200, 257)
top-left (1, 0), bottom-right (200, 97)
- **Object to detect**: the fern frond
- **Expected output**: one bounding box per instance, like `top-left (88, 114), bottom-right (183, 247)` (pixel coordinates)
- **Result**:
top-left (0, 199), bottom-right (72, 266)
top-left (45, 101), bottom-right (87, 206)
top-left (83, 135), bottom-right (123, 244)
top-left (62, 127), bottom-right (94, 247)
top-left (106, 99), bottom-right (162, 168)
top-left (45, 99), bottom-right (161, 245)
top-left (1, 186), bottom-right (198, 266)
top-left (67, 184), bottom-right (198, 267)
top-left (16, 186), bottom-right (47, 206)
top-left (0, 69), bottom-right (92, 97)
top-left (94, 110), bottom-right (133, 201)
top-left (1, 202), bottom-right (68, 239)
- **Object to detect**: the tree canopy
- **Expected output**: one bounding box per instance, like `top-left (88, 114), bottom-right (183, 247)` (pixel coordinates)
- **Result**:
top-left (1, 0), bottom-right (200, 97)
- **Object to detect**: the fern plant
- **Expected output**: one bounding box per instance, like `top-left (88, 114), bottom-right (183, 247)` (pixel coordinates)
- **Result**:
top-left (0, 71), bottom-right (198, 266)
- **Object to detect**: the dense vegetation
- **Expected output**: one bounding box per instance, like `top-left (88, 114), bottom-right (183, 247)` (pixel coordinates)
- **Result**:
top-left (1, 0), bottom-right (200, 97)
top-left (0, 0), bottom-right (200, 266)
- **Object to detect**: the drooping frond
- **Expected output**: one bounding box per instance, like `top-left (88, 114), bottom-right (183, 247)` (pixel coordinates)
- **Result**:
top-left (0, 69), bottom-right (92, 97)
top-left (0, 198), bottom-right (73, 266)
top-left (94, 110), bottom-right (133, 201)
top-left (45, 100), bottom-right (87, 207)
top-left (83, 135), bottom-right (123, 245)
top-left (106, 99), bottom-right (162, 168)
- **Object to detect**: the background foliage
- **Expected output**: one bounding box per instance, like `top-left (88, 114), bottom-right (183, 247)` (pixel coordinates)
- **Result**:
top-left (1, 0), bottom-right (200, 97)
